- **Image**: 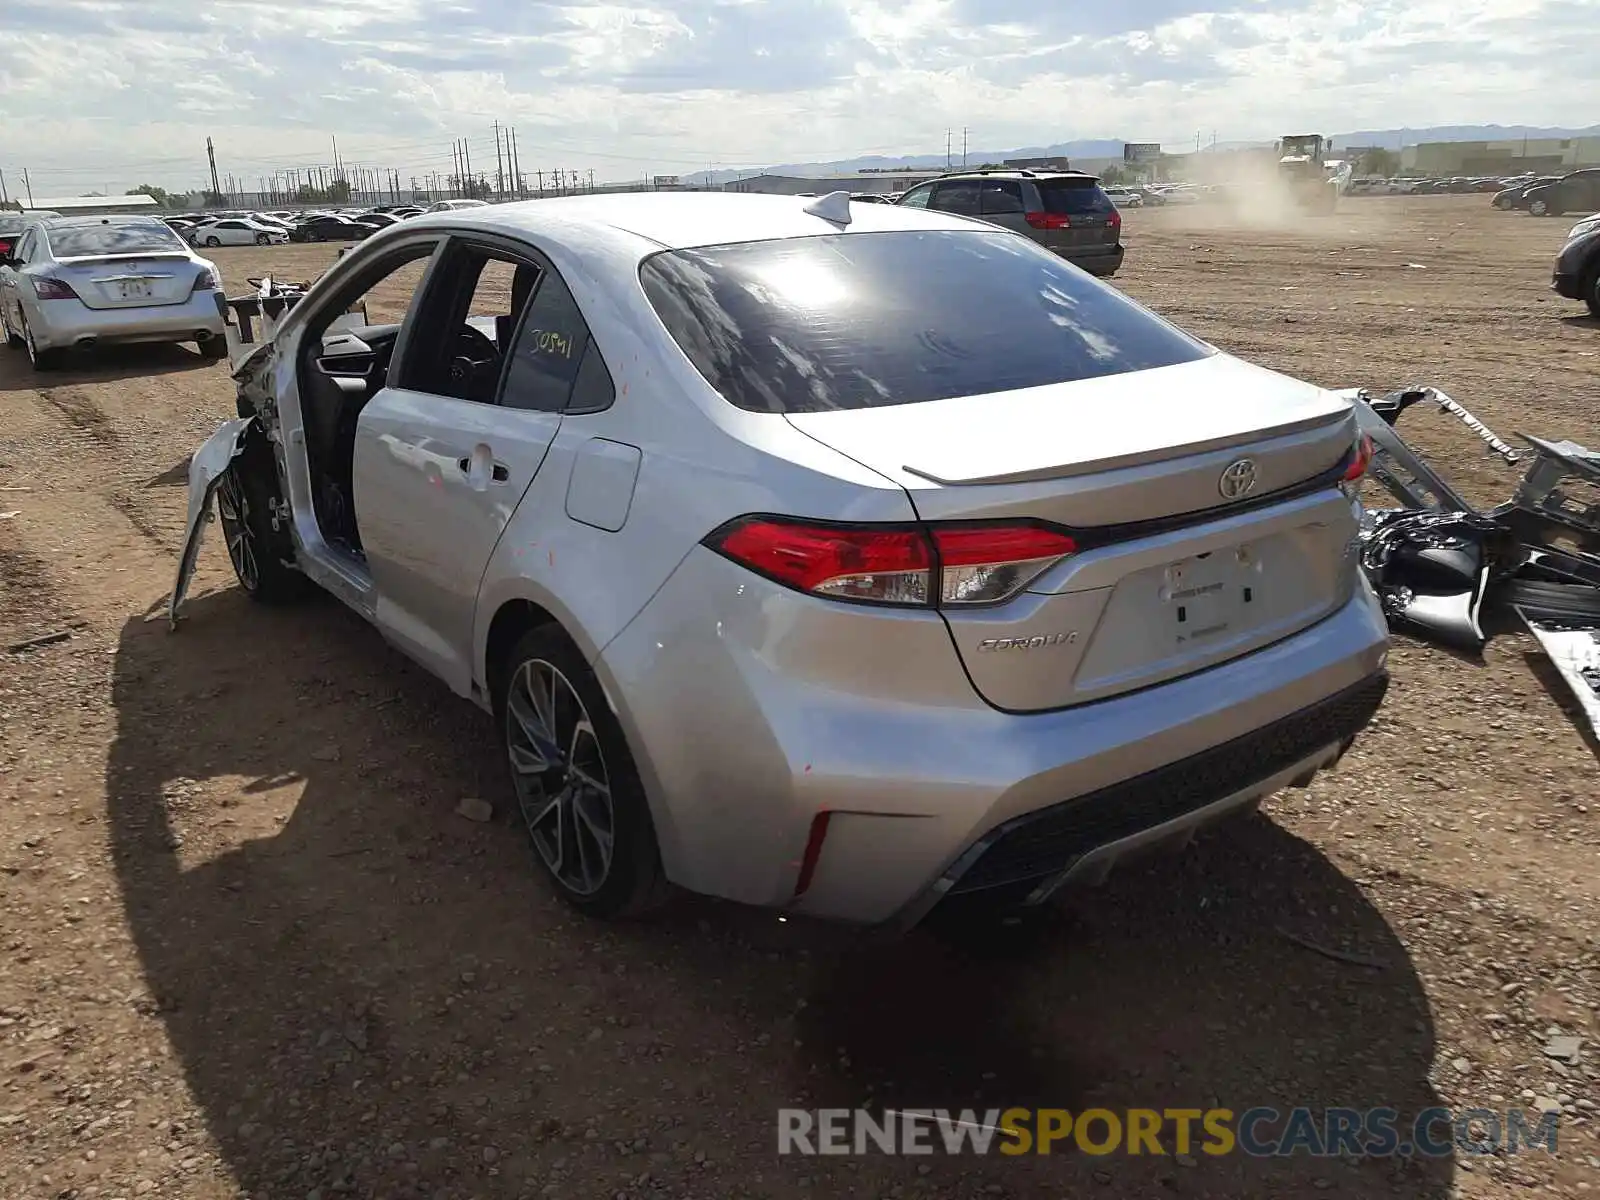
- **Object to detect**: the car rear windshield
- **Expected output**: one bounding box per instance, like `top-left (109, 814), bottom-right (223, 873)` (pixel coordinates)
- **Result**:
top-left (45, 222), bottom-right (186, 258)
top-left (1037, 178), bottom-right (1115, 215)
top-left (0, 216), bottom-right (31, 236)
top-left (639, 230), bottom-right (1209, 414)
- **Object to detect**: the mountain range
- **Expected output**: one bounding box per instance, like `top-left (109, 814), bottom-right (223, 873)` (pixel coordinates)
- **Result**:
top-left (681, 124), bottom-right (1600, 185)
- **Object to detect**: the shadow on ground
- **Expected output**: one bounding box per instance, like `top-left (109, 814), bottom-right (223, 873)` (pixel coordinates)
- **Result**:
top-left (108, 589), bottom-right (1455, 1198)
top-left (0, 342), bottom-right (214, 393)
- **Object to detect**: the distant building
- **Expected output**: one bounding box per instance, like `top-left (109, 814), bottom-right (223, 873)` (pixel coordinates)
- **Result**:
top-left (24, 194), bottom-right (161, 215)
top-left (1401, 137), bottom-right (1600, 176)
top-left (724, 172), bottom-right (940, 196)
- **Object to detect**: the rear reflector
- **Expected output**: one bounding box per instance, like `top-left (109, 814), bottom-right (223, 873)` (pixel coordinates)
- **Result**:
top-left (1024, 211), bottom-right (1070, 230)
top-left (33, 276), bottom-right (78, 300)
top-left (706, 517), bottom-right (1076, 608)
top-left (793, 811), bottom-right (833, 897)
top-left (1342, 433), bottom-right (1375, 481)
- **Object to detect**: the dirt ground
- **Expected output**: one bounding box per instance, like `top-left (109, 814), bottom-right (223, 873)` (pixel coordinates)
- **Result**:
top-left (2, 195), bottom-right (1597, 1200)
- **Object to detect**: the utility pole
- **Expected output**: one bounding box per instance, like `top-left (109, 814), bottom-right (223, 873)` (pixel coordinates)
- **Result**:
top-left (587, 168), bottom-right (595, 191)
top-left (206, 137), bottom-right (221, 199)
top-left (511, 128), bottom-right (522, 198)
top-left (463, 139), bottom-right (474, 192)
top-left (962, 127), bottom-right (968, 167)
top-left (1, 168), bottom-right (9, 207)
top-left (23, 168), bottom-right (33, 205)
top-left (494, 121), bottom-right (506, 200)
top-left (535, 169), bottom-right (545, 196)
top-left (332, 135), bottom-right (343, 184)
top-left (945, 129), bottom-right (952, 169)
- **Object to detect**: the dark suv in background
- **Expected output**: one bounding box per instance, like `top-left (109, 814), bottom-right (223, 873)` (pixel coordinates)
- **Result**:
top-left (1553, 216), bottom-right (1600, 318)
top-left (1523, 168), bottom-right (1600, 218)
top-left (896, 169), bottom-right (1125, 277)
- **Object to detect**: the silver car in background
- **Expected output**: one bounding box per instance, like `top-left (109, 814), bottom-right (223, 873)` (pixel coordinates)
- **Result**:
top-left (173, 192), bottom-right (1389, 928)
top-left (1, 215), bottom-right (226, 369)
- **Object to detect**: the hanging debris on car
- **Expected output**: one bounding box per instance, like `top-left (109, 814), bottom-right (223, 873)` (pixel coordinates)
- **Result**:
top-left (1341, 385), bottom-right (1600, 740)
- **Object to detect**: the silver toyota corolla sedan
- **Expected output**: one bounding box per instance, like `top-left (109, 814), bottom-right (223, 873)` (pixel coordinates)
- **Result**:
top-left (0, 215), bottom-right (226, 369)
top-left (172, 192), bottom-right (1389, 927)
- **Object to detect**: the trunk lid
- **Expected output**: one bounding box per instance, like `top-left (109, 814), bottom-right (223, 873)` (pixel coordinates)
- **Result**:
top-left (786, 355), bottom-right (1362, 711)
top-left (57, 253), bottom-right (203, 310)
top-left (1032, 177), bottom-right (1120, 251)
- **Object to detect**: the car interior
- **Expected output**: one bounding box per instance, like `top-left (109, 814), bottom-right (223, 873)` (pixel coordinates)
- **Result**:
top-left (294, 242), bottom-right (543, 556)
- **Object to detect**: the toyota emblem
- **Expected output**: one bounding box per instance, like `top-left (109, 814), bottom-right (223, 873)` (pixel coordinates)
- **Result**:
top-left (1219, 458), bottom-right (1259, 500)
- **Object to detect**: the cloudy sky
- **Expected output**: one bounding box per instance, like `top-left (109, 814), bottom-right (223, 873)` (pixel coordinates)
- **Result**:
top-left (1, 0), bottom-right (1595, 196)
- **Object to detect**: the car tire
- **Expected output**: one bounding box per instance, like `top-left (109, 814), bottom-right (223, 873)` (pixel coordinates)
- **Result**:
top-left (205, 236), bottom-right (221, 247)
top-left (255, 233), bottom-right (270, 246)
top-left (1529, 199), bottom-right (1551, 217)
top-left (216, 428), bottom-right (311, 605)
top-left (497, 625), bottom-right (670, 919)
top-left (22, 318), bottom-right (61, 371)
top-left (1585, 266), bottom-right (1600, 321)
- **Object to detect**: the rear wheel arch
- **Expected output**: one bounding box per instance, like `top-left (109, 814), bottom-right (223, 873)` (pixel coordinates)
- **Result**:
top-left (484, 597), bottom-right (561, 714)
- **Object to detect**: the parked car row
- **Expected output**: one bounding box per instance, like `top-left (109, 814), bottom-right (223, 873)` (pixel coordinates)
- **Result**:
top-left (160, 198), bottom-right (493, 248)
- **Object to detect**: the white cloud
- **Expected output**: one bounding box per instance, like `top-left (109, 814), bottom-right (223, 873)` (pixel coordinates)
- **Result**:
top-left (0, 0), bottom-right (1594, 196)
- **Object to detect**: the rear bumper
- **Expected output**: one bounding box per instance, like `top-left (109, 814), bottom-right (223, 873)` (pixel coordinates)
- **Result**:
top-left (31, 292), bottom-right (225, 351)
top-left (1067, 244), bottom-right (1125, 276)
top-left (600, 547), bottom-right (1390, 926)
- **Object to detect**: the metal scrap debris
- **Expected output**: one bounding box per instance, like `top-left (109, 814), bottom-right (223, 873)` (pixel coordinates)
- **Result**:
top-left (1344, 385), bottom-right (1600, 742)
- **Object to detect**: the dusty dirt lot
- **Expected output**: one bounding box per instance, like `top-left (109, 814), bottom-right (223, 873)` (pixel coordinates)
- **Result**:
top-left (2, 195), bottom-right (1597, 1200)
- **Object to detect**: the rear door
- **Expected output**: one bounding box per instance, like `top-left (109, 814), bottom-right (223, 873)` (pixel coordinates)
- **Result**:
top-left (977, 179), bottom-right (1030, 235)
top-left (353, 236), bottom-right (583, 693)
top-left (1033, 177), bottom-right (1120, 254)
top-left (1568, 170), bottom-right (1600, 213)
top-left (927, 180), bottom-right (982, 219)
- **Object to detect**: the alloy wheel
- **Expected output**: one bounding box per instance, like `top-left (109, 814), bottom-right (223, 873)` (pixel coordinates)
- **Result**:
top-left (215, 469), bottom-right (259, 592)
top-left (506, 658), bottom-right (616, 897)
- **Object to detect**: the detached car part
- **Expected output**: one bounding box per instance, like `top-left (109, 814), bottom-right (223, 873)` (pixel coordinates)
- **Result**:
top-left (1342, 385), bottom-right (1600, 740)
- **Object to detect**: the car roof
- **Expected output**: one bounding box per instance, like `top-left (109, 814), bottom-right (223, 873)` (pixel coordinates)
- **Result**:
top-left (410, 191), bottom-right (991, 252)
top-left (42, 214), bottom-right (166, 227)
top-left (928, 168), bottom-right (1101, 183)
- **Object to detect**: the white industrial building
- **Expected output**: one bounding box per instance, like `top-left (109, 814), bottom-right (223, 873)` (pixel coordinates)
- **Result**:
top-left (723, 172), bottom-right (941, 196)
top-left (22, 194), bottom-right (161, 215)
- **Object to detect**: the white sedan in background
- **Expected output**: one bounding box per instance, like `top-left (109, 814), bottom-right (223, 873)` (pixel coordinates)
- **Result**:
top-left (0, 215), bottom-right (226, 369)
top-left (189, 218), bottom-right (290, 247)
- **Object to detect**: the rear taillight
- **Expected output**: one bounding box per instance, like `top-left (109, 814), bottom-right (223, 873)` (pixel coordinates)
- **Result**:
top-left (192, 269), bottom-right (218, 292)
top-left (33, 276), bottom-right (78, 300)
top-left (1343, 433), bottom-right (1374, 481)
top-left (1108, 210), bottom-right (1123, 231)
top-left (1024, 211), bottom-right (1070, 230)
top-left (706, 517), bottom-right (1077, 608)
top-left (0, 240), bottom-right (11, 256)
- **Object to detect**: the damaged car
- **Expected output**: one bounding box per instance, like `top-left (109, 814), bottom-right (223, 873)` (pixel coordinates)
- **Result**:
top-left (1346, 386), bottom-right (1600, 737)
top-left (172, 192), bottom-right (1390, 927)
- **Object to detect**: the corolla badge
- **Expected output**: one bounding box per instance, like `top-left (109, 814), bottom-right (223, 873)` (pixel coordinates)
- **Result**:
top-left (977, 632), bottom-right (1077, 652)
top-left (1218, 458), bottom-right (1259, 500)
